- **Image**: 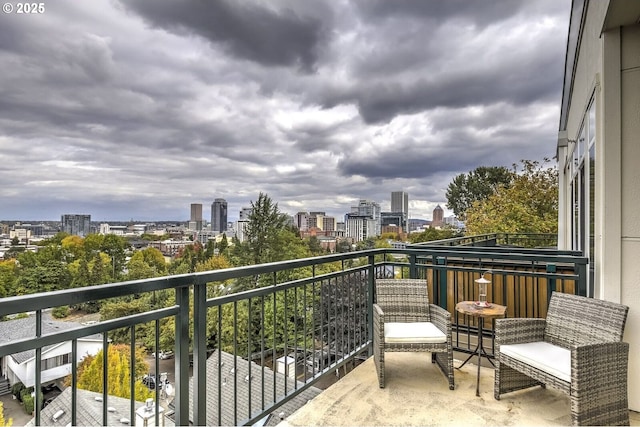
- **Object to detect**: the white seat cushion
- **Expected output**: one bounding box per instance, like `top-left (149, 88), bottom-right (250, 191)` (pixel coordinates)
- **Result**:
top-left (500, 341), bottom-right (571, 383)
top-left (384, 322), bottom-right (447, 344)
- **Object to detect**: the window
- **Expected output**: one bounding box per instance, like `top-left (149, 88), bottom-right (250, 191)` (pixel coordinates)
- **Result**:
top-left (569, 98), bottom-right (596, 296)
top-left (42, 353), bottom-right (72, 370)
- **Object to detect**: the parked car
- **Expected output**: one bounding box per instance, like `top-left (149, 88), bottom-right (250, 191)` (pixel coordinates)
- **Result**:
top-left (151, 350), bottom-right (174, 360)
top-left (142, 374), bottom-right (169, 390)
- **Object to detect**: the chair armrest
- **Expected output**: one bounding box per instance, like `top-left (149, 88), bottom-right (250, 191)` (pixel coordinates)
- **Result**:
top-left (429, 304), bottom-right (452, 336)
top-left (495, 318), bottom-right (546, 346)
top-left (572, 341), bottom-right (629, 386)
top-left (373, 303), bottom-right (385, 349)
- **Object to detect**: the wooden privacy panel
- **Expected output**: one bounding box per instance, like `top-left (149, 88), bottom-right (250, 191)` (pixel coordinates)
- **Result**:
top-left (422, 262), bottom-right (577, 331)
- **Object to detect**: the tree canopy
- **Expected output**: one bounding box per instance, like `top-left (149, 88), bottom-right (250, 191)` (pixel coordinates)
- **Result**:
top-left (445, 166), bottom-right (513, 220)
top-left (465, 159), bottom-right (558, 236)
top-left (73, 344), bottom-right (153, 401)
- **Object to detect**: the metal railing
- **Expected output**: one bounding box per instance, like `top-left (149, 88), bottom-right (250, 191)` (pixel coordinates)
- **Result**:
top-left (0, 242), bottom-right (586, 426)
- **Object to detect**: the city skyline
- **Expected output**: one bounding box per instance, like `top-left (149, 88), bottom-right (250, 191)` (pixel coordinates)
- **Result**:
top-left (0, 1), bottom-right (570, 222)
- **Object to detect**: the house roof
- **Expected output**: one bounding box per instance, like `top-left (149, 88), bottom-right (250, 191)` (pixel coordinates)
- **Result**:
top-left (184, 350), bottom-right (322, 426)
top-left (0, 313), bottom-right (102, 364)
top-left (25, 387), bottom-right (172, 427)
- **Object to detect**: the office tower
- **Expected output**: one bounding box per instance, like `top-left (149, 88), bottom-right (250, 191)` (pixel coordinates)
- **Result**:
top-left (432, 204), bottom-right (444, 227)
top-left (391, 191), bottom-right (409, 229)
top-left (190, 203), bottom-right (203, 231)
top-left (350, 200), bottom-right (381, 236)
top-left (211, 198), bottom-right (228, 233)
top-left (391, 191), bottom-right (408, 215)
top-left (61, 214), bottom-right (91, 237)
top-left (294, 212), bottom-right (310, 231)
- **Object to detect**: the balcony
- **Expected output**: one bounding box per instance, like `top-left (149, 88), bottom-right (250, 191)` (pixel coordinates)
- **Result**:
top-left (2, 235), bottom-right (634, 426)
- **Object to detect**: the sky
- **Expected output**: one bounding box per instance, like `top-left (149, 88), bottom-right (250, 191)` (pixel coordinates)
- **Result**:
top-left (0, 0), bottom-right (571, 222)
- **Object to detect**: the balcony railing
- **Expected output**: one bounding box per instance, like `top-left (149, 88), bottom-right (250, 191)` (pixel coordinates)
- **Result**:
top-left (0, 240), bottom-right (586, 426)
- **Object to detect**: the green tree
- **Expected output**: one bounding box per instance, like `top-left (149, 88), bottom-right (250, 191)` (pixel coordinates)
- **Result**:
top-left (0, 260), bottom-right (17, 298)
top-left (445, 166), bottom-right (513, 220)
top-left (409, 227), bottom-right (461, 244)
top-left (101, 234), bottom-right (128, 280)
top-left (465, 159), bottom-right (558, 237)
top-left (127, 247), bottom-right (166, 279)
top-left (243, 193), bottom-right (290, 265)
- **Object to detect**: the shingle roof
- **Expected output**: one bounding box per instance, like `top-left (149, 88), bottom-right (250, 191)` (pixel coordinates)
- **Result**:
top-left (25, 387), bottom-right (173, 427)
top-left (186, 351), bottom-right (322, 426)
top-left (0, 313), bottom-right (102, 364)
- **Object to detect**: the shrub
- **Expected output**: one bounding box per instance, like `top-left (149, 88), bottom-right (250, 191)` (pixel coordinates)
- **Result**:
top-left (52, 306), bottom-right (69, 318)
top-left (22, 394), bottom-right (33, 415)
top-left (11, 382), bottom-right (25, 401)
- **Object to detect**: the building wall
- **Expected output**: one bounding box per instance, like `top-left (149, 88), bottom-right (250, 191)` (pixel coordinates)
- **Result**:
top-left (558, 0), bottom-right (640, 410)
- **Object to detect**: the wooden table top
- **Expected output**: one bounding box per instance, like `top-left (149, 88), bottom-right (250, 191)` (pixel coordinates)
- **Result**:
top-left (455, 301), bottom-right (507, 318)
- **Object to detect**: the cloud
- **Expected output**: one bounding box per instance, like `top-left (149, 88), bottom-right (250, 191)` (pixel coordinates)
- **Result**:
top-left (0, 0), bottom-right (571, 222)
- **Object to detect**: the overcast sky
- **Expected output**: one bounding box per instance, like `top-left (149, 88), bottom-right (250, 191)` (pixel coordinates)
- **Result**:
top-left (0, 0), bottom-right (570, 222)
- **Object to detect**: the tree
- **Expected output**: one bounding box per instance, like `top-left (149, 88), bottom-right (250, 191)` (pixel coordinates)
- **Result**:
top-left (243, 193), bottom-right (290, 265)
top-left (465, 159), bottom-right (558, 237)
top-left (74, 344), bottom-right (153, 401)
top-left (445, 166), bottom-right (513, 220)
top-left (127, 247), bottom-right (166, 279)
top-left (0, 260), bottom-right (17, 299)
top-left (0, 401), bottom-right (12, 426)
top-left (409, 227), bottom-right (461, 244)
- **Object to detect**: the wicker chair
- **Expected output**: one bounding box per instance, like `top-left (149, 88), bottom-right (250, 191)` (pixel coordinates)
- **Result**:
top-left (373, 278), bottom-right (455, 390)
top-left (494, 291), bottom-right (629, 426)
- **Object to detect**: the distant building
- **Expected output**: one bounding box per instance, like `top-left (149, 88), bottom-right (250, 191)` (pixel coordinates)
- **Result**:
top-left (61, 214), bottom-right (91, 237)
top-left (391, 191), bottom-right (409, 229)
top-left (293, 212), bottom-right (309, 231)
top-left (432, 205), bottom-right (444, 227)
top-left (239, 207), bottom-right (252, 220)
top-left (210, 199), bottom-right (228, 233)
top-left (190, 203), bottom-right (203, 231)
top-left (348, 200), bottom-right (381, 238)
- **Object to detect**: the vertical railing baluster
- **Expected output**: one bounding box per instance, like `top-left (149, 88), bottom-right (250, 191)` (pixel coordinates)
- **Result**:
top-left (154, 319), bottom-right (159, 425)
top-left (174, 285), bottom-right (190, 427)
top-left (72, 339), bottom-right (77, 426)
top-left (233, 300), bottom-right (238, 426)
top-left (247, 297), bottom-right (252, 420)
top-left (129, 326), bottom-right (135, 427)
top-left (193, 281), bottom-right (207, 426)
top-left (35, 309), bottom-right (42, 426)
top-left (102, 333), bottom-right (108, 426)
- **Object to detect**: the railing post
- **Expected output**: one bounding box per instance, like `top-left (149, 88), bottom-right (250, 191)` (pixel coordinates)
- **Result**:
top-left (409, 253), bottom-right (417, 279)
top-left (368, 254), bottom-right (375, 357)
top-left (174, 285), bottom-right (191, 426)
top-left (576, 261), bottom-right (588, 297)
top-left (435, 256), bottom-right (447, 308)
top-left (193, 282), bottom-right (207, 426)
top-left (546, 263), bottom-right (556, 304)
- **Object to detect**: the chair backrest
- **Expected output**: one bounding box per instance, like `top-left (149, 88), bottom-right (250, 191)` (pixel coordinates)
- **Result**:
top-left (544, 291), bottom-right (629, 348)
top-left (375, 279), bottom-right (430, 323)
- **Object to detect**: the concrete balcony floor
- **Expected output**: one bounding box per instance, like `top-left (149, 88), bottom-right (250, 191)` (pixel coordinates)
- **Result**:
top-left (280, 352), bottom-right (640, 426)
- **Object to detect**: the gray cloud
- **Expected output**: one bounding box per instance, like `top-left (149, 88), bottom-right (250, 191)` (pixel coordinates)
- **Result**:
top-left (0, 0), bottom-right (570, 222)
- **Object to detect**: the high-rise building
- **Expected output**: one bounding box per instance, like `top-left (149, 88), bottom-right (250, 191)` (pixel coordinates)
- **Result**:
top-left (61, 214), bottom-right (91, 237)
top-left (391, 191), bottom-right (409, 229)
top-left (190, 203), bottom-right (203, 231)
top-left (432, 204), bottom-right (444, 227)
top-left (211, 199), bottom-right (228, 233)
top-left (350, 199), bottom-right (381, 236)
top-left (391, 191), bottom-right (408, 215)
